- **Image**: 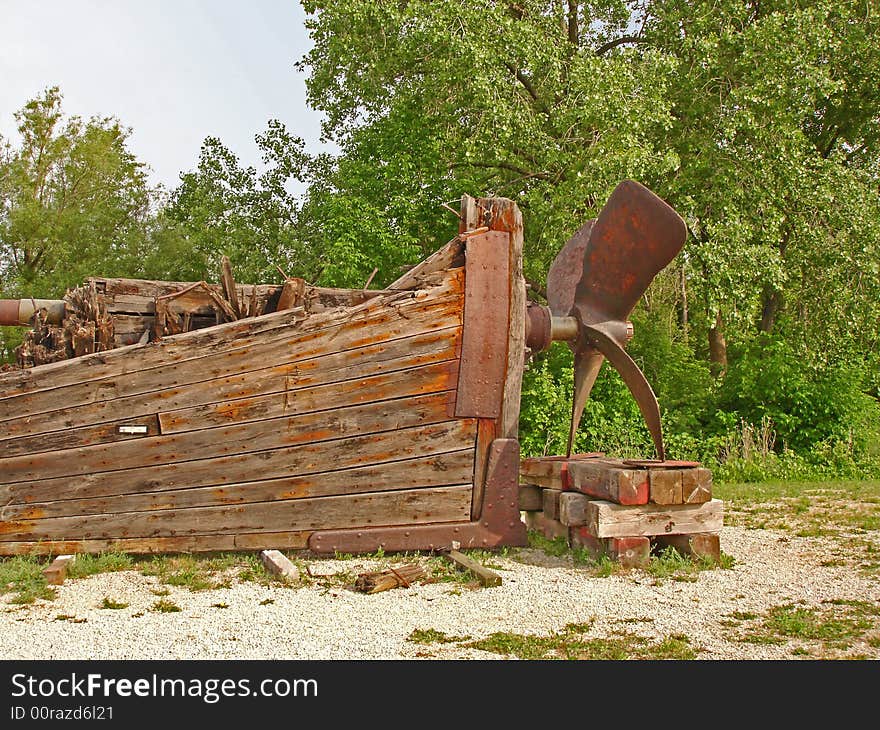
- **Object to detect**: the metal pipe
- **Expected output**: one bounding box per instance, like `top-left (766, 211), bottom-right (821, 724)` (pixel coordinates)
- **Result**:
top-left (550, 315), bottom-right (579, 342)
top-left (0, 299), bottom-right (66, 326)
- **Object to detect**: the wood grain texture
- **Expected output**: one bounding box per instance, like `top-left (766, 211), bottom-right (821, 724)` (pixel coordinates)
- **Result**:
top-left (0, 485), bottom-right (472, 542)
top-left (0, 391), bottom-right (461, 484)
top-left (583, 499), bottom-right (723, 539)
top-left (0, 269), bottom-right (463, 405)
top-left (0, 416), bottom-right (476, 505)
top-left (2, 449), bottom-right (475, 520)
top-left (1, 325), bottom-right (462, 449)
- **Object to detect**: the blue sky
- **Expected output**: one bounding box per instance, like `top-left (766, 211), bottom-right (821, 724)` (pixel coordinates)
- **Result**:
top-left (0, 0), bottom-right (328, 190)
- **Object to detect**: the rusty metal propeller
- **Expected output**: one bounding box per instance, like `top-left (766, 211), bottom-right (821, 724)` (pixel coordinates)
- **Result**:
top-left (525, 180), bottom-right (687, 460)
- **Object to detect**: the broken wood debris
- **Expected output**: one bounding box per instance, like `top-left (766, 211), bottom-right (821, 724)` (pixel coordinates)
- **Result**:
top-left (43, 555), bottom-right (76, 585)
top-left (444, 548), bottom-right (502, 587)
top-left (354, 563), bottom-right (425, 594)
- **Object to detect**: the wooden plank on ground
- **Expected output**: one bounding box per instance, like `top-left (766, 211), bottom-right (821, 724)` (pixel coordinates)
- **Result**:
top-left (0, 485), bottom-right (472, 542)
top-left (0, 415), bottom-right (475, 506)
top-left (445, 549), bottom-right (502, 587)
top-left (653, 533), bottom-right (721, 561)
top-left (0, 390), bottom-right (460, 484)
top-left (260, 550), bottom-right (300, 582)
top-left (42, 555), bottom-right (76, 585)
top-left (582, 499), bottom-right (724, 539)
top-left (2, 449), bottom-right (475, 520)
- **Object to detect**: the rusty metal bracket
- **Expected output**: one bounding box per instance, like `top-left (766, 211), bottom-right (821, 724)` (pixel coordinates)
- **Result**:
top-left (308, 438), bottom-right (527, 554)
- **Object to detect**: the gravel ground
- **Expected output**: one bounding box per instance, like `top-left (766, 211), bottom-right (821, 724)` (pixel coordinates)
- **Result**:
top-left (2, 525), bottom-right (879, 660)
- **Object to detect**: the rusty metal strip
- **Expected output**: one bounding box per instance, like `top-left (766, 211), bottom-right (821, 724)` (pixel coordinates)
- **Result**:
top-left (453, 230), bottom-right (511, 419)
top-left (308, 438), bottom-right (527, 554)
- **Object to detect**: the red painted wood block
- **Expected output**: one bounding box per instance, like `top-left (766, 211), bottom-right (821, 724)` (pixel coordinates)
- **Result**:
top-left (569, 528), bottom-right (650, 567)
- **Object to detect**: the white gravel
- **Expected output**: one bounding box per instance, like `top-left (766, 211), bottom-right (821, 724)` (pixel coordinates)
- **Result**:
top-left (3, 525), bottom-right (878, 660)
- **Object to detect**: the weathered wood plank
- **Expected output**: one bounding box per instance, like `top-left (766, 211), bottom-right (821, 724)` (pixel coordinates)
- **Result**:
top-left (518, 484), bottom-right (543, 511)
top-left (0, 325), bottom-right (461, 448)
top-left (158, 359), bottom-right (459, 435)
top-left (0, 414), bottom-right (161, 458)
top-left (388, 237), bottom-right (464, 290)
top-left (260, 550), bottom-right (300, 582)
top-left (653, 533), bottom-right (721, 561)
top-left (568, 461), bottom-right (650, 505)
top-left (543, 488), bottom-right (562, 521)
top-left (681, 468), bottom-right (713, 504)
top-left (518, 454), bottom-right (604, 489)
top-left (454, 230), bottom-right (510, 419)
top-left (0, 485), bottom-right (472, 542)
top-left (3, 449), bottom-right (475, 520)
top-left (43, 554), bottom-right (76, 584)
top-left (569, 529), bottom-right (651, 567)
top-left (0, 390), bottom-right (461, 484)
top-left (524, 511), bottom-right (569, 541)
top-left (0, 415), bottom-right (475, 505)
top-left (583, 499), bottom-right (724, 539)
top-left (649, 469), bottom-right (683, 505)
top-left (0, 530), bottom-right (313, 556)
top-left (445, 549), bottom-right (502, 587)
top-left (558, 491), bottom-right (589, 527)
top-left (0, 268), bottom-right (463, 403)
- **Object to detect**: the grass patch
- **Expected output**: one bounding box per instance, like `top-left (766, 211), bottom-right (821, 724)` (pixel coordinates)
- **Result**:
top-left (67, 552), bottom-right (133, 579)
top-left (0, 556), bottom-right (57, 605)
top-left (407, 628), bottom-right (471, 644)
top-left (463, 622), bottom-right (696, 660)
top-left (139, 553), bottom-right (240, 591)
top-left (150, 599), bottom-right (182, 613)
top-left (730, 601), bottom-right (880, 655)
top-left (524, 531), bottom-right (618, 574)
top-left (99, 597), bottom-right (128, 610)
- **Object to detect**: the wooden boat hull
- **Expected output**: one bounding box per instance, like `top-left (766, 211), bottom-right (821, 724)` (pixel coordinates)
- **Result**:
top-left (0, 195), bottom-right (528, 555)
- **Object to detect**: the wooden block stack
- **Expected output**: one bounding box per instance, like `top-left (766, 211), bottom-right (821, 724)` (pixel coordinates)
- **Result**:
top-left (518, 455), bottom-right (722, 567)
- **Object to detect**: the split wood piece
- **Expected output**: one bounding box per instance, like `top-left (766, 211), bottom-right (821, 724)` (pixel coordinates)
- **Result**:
top-left (543, 488), bottom-right (561, 521)
top-left (43, 555), bottom-right (76, 585)
top-left (388, 236), bottom-right (464, 290)
top-left (650, 468), bottom-right (713, 505)
top-left (524, 510), bottom-right (569, 541)
top-left (444, 549), bottom-right (502, 587)
top-left (260, 549), bottom-right (300, 583)
top-left (653, 533), bottom-right (721, 562)
top-left (580, 499), bottom-right (723, 539)
top-left (220, 256), bottom-right (242, 320)
top-left (354, 563), bottom-right (425, 594)
top-left (518, 484), bottom-right (543, 511)
top-left (569, 529), bottom-right (651, 568)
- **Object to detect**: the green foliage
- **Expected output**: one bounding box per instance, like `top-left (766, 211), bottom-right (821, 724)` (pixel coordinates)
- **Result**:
top-left (0, 556), bottom-right (56, 605)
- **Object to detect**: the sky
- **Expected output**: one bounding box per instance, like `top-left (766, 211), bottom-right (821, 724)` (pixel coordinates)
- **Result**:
top-left (0, 0), bottom-right (329, 191)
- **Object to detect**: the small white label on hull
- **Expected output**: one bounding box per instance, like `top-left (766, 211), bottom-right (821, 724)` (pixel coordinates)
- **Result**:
top-left (118, 425), bottom-right (149, 435)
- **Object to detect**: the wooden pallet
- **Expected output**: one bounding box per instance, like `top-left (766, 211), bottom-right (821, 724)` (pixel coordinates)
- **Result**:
top-left (519, 455), bottom-right (722, 567)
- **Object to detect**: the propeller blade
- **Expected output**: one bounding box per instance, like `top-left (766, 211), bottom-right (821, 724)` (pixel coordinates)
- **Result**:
top-left (572, 180), bottom-right (686, 324)
top-left (547, 220), bottom-right (593, 317)
top-left (581, 322), bottom-right (665, 460)
top-left (566, 347), bottom-right (604, 457)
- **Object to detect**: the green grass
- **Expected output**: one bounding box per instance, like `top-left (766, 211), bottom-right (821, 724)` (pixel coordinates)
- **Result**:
top-left (67, 551), bottom-right (133, 579)
top-left (0, 556), bottom-right (56, 604)
top-left (726, 600), bottom-right (880, 656)
top-left (99, 597), bottom-right (129, 610)
top-left (407, 628), bottom-right (471, 644)
top-left (150, 599), bottom-right (182, 613)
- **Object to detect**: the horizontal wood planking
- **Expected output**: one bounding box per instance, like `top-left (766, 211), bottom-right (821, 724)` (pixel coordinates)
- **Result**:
top-left (583, 498), bottom-right (724, 539)
top-left (0, 283), bottom-right (463, 429)
top-left (0, 268), bottom-right (463, 404)
top-left (0, 414), bottom-right (161, 458)
top-left (1, 332), bottom-right (461, 455)
top-left (0, 485), bottom-right (472, 542)
top-left (0, 414), bottom-right (476, 505)
top-left (3, 449), bottom-right (475, 520)
top-left (0, 390), bottom-right (462, 484)
top-left (158, 358), bottom-right (459, 435)
top-left (0, 530), bottom-right (313, 556)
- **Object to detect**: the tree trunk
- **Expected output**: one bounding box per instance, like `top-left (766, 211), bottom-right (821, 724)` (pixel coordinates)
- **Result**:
top-left (759, 288), bottom-right (783, 333)
top-left (708, 311), bottom-right (727, 376)
top-left (679, 266), bottom-right (689, 345)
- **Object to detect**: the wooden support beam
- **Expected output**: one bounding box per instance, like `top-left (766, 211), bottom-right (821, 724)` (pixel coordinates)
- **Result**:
top-left (581, 499), bottom-right (723, 539)
top-left (653, 533), bottom-right (721, 562)
top-left (524, 511), bottom-right (569, 541)
top-left (542, 488), bottom-right (561, 521)
top-left (569, 529), bottom-right (651, 568)
top-left (558, 491), bottom-right (590, 527)
top-left (518, 484), bottom-right (543, 511)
